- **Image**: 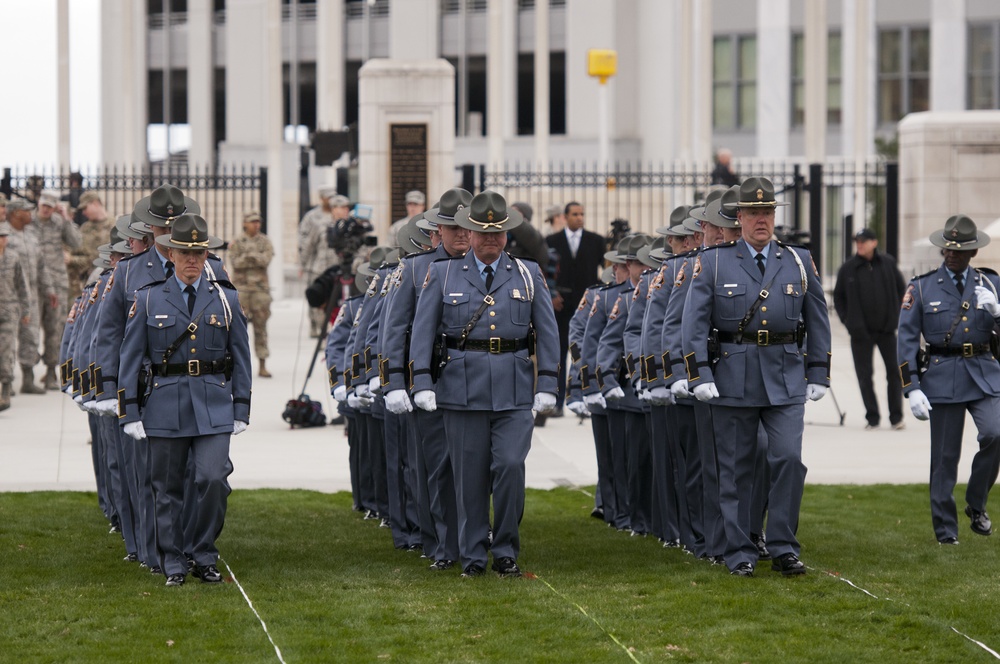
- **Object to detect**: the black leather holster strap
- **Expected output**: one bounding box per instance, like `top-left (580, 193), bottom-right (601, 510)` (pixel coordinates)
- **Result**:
top-left (152, 359), bottom-right (231, 377)
top-left (717, 330), bottom-right (798, 346)
top-left (927, 343), bottom-right (991, 357)
top-left (445, 336), bottom-right (529, 353)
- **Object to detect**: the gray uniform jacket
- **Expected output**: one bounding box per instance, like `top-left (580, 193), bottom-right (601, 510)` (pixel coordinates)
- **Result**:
top-left (597, 284), bottom-right (645, 413)
top-left (580, 281), bottom-right (632, 398)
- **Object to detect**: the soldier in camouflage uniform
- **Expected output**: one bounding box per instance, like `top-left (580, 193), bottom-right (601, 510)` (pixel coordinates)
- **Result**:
top-left (33, 189), bottom-right (83, 390)
top-left (67, 191), bottom-right (114, 295)
top-left (228, 210), bottom-right (274, 377)
top-left (301, 193), bottom-right (350, 337)
top-left (6, 199), bottom-right (55, 394)
top-left (0, 222), bottom-right (33, 411)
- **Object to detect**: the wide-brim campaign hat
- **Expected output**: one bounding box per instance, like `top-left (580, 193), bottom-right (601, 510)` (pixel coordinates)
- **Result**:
top-left (734, 176), bottom-right (789, 207)
top-left (648, 243), bottom-right (673, 262)
top-left (696, 192), bottom-right (741, 230)
top-left (638, 236), bottom-right (669, 269)
top-left (688, 189), bottom-right (727, 226)
top-left (455, 190), bottom-right (523, 234)
top-left (423, 188), bottom-right (473, 227)
top-left (357, 246), bottom-right (399, 278)
top-left (397, 215), bottom-right (433, 255)
top-left (599, 266), bottom-right (615, 284)
top-left (657, 205), bottom-right (694, 237)
top-left (929, 214), bottom-right (991, 250)
top-left (604, 233), bottom-right (652, 264)
top-left (93, 252), bottom-right (112, 269)
top-left (154, 214), bottom-right (224, 251)
top-left (133, 184), bottom-right (201, 228)
top-left (111, 240), bottom-right (133, 254)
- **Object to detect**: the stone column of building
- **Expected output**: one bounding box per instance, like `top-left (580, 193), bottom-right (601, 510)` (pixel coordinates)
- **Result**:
top-left (57, 0), bottom-right (70, 168)
top-left (101, 0), bottom-right (147, 164)
top-left (566, 0), bottom-right (617, 164)
top-left (534, 0), bottom-right (550, 168)
top-left (316, 0), bottom-right (345, 133)
top-left (637, 0), bottom-right (678, 165)
top-left (756, 0), bottom-right (791, 159)
top-left (930, 0), bottom-right (966, 112)
top-left (692, 0), bottom-right (712, 164)
top-left (842, 0), bottom-right (875, 232)
top-left (188, 0), bottom-right (214, 166)
top-left (389, 0), bottom-right (438, 60)
top-left (803, 0), bottom-right (828, 162)
top-left (487, 0), bottom-right (516, 168)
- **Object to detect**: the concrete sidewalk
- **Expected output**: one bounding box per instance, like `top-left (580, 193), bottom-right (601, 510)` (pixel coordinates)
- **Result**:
top-left (0, 295), bottom-right (981, 493)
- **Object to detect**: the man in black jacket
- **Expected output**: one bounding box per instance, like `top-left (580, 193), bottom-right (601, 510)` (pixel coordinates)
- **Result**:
top-left (546, 202), bottom-right (606, 414)
top-left (834, 228), bottom-right (908, 430)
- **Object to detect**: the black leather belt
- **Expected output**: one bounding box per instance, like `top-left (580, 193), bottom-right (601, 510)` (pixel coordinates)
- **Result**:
top-left (445, 336), bottom-right (529, 353)
top-left (716, 330), bottom-right (798, 346)
top-left (927, 343), bottom-right (991, 358)
top-left (152, 359), bottom-right (231, 377)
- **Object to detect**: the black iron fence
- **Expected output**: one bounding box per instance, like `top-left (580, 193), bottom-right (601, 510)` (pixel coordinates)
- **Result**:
top-left (464, 158), bottom-right (897, 281)
top-left (1, 164), bottom-right (266, 243)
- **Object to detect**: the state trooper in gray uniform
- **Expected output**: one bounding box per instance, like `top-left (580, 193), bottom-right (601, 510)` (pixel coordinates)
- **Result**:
top-left (681, 177), bottom-right (831, 577)
top-left (118, 214), bottom-right (251, 587)
top-left (409, 190), bottom-right (559, 578)
top-left (382, 189), bottom-right (474, 570)
top-left (327, 290), bottom-right (366, 512)
top-left (898, 214), bottom-right (1000, 544)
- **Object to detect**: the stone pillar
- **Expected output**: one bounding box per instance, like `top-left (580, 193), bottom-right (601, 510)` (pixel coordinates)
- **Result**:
top-left (57, 0), bottom-right (70, 168)
top-left (101, 0), bottom-right (147, 164)
top-left (756, 0), bottom-right (791, 158)
top-left (534, 0), bottom-right (550, 168)
top-left (692, 0), bottom-right (712, 162)
top-left (316, 0), bottom-right (345, 131)
top-left (637, 0), bottom-right (677, 162)
top-left (188, 0), bottom-right (214, 165)
top-left (566, 0), bottom-right (617, 154)
top-left (389, 0), bottom-right (437, 60)
top-left (842, 0), bottom-right (875, 227)
top-left (803, 0), bottom-right (828, 162)
top-left (930, 0), bottom-right (966, 112)
top-left (357, 59), bottom-right (455, 242)
top-left (487, 0), bottom-right (516, 168)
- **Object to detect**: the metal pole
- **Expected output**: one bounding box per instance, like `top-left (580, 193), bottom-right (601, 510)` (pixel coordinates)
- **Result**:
top-left (792, 163), bottom-right (802, 230)
top-left (259, 166), bottom-right (269, 235)
top-left (598, 82), bottom-right (609, 168)
top-left (164, 2), bottom-right (172, 169)
top-left (885, 161), bottom-right (899, 259)
top-left (809, 163), bottom-right (823, 275)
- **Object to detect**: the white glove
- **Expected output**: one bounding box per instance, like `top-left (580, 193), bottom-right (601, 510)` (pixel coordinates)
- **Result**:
top-left (637, 389), bottom-right (653, 403)
top-left (368, 377), bottom-right (381, 396)
top-left (413, 390), bottom-right (437, 412)
top-left (583, 392), bottom-right (606, 410)
top-left (566, 400), bottom-right (590, 417)
top-left (356, 383), bottom-right (373, 400)
top-left (95, 398), bottom-right (118, 416)
top-left (333, 385), bottom-right (348, 402)
top-left (62, 384), bottom-right (73, 395)
top-left (670, 379), bottom-right (690, 399)
top-left (533, 392), bottom-right (557, 413)
top-left (347, 393), bottom-right (370, 409)
top-left (806, 384), bottom-right (827, 401)
top-left (385, 389), bottom-right (413, 414)
top-left (604, 386), bottom-right (625, 401)
top-left (123, 421), bottom-right (146, 441)
top-left (975, 285), bottom-right (1000, 317)
top-left (693, 382), bottom-right (720, 402)
top-left (908, 389), bottom-right (932, 421)
top-left (73, 394), bottom-right (87, 411)
top-left (232, 420), bottom-right (249, 435)
top-left (649, 386), bottom-right (675, 406)
top-left (83, 400), bottom-right (99, 413)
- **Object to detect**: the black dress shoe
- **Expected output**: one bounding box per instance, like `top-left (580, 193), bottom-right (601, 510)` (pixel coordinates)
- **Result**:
top-left (491, 557), bottom-right (522, 578)
top-left (590, 507), bottom-right (604, 520)
top-left (193, 564), bottom-right (223, 583)
top-left (751, 533), bottom-right (771, 561)
top-left (330, 415), bottom-right (345, 426)
top-left (534, 412), bottom-right (548, 427)
top-left (730, 562), bottom-right (754, 577)
top-left (429, 559), bottom-right (455, 571)
top-left (965, 505), bottom-right (993, 536)
top-left (663, 539), bottom-right (682, 549)
top-left (364, 509), bottom-right (380, 520)
top-left (461, 564), bottom-right (486, 578)
top-left (165, 574), bottom-right (186, 587)
top-left (771, 553), bottom-right (807, 576)
top-left (149, 566), bottom-right (163, 576)
top-left (123, 553), bottom-right (139, 563)
top-left (708, 555), bottom-right (726, 566)
top-left (938, 536), bottom-right (959, 545)
top-left (548, 408), bottom-right (565, 418)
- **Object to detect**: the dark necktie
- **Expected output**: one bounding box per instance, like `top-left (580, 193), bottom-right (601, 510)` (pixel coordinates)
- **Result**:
top-left (955, 273), bottom-right (965, 294)
top-left (165, 261), bottom-right (175, 279)
top-left (184, 285), bottom-right (196, 315)
top-left (484, 265), bottom-right (494, 292)
top-left (755, 253), bottom-right (766, 276)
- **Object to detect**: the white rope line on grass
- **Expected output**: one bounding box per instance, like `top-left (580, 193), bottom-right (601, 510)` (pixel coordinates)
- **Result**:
top-left (220, 557), bottom-right (287, 664)
top-left (536, 576), bottom-right (641, 664)
top-left (813, 566), bottom-right (1000, 660)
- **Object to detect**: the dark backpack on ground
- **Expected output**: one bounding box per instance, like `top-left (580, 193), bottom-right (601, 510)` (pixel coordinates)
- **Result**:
top-left (282, 394), bottom-right (327, 428)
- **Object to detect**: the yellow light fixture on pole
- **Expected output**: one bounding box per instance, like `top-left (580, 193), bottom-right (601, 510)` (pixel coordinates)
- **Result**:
top-left (587, 49), bottom-right (617, 167)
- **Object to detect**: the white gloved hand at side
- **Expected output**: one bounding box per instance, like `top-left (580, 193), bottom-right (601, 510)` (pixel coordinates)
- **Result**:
top-left (637, 389), bottom-right (653, 403)
top-left (649, 386), bottom-right (675, 406)
top-left (368, 377), bottom-right (381, 396)
top-left (123, 421), bottom-right (146, 441)
top-left (975, 285), bottom-right (1000, 317)
top-left (333, 385), bottom-right (348, 402)
top-left (583, 392), bottom-right (606, 410)
top-left (73, 394), bottom-right (87, 411)
top-left (670, 379), bottom-right (691, 399)
top-left (908, 389), bottom-right (932, 421)
top-left (533, 392), bottom-right (557, 413)
top-left (82, 400), bottom-right (99, 413)
top-left (566, 400), bottom-right (590, 417)
top-left (95, 398), bottom-right (118, 417)
top-left (413, 390), bottom-right (437, 412)
top-left (693, 382), bottom-right (719, 402)
top-left (806, 384), bottom-right (827, 401)
top-left (347, 393), bottom-right (368, 409)
top-left (385, 389), bottom-right (413, 414)
top-left (232, 420), bottom-right (248, 435)
top-left (356, 383), bottom-right (372, 400)
top-left (603, 386), bottom-right (625, 401)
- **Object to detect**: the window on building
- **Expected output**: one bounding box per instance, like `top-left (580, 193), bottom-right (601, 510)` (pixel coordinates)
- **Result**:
top-left (148, 69), bottom-right (188, 125)
top-left (968, 23), bottom-right (999, 109)
top-left (713, 35), bottom-right (756, 130)
top-left (877, 26), bottom-right (930, 124)
top-left (345, 60), bottom-right (361, 128)
top-left (516, 51), bottom-right (566, 136)
top-left (791, 31), bottom-right (842, 126)
top-left (283, 61), bottom-right (318, 137)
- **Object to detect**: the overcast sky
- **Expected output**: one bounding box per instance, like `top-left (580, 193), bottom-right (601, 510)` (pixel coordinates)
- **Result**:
top-left (0, 0), bottom-right (101, 168)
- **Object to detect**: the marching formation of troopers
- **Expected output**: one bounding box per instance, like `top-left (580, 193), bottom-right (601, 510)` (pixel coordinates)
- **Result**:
top-left (56, 184), bottom-right (251, 587)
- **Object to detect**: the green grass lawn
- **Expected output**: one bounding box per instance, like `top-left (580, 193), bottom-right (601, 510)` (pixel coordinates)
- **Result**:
top-left (2, 485), bottom-right (999, 663)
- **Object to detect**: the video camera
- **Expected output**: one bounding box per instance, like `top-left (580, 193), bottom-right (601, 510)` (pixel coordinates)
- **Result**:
top-left (774, 225), bottom-right (811, 247)
top-left (327, 204), bottom-right (376, 263)
top-left (606, 218), bottom-right (631, 253)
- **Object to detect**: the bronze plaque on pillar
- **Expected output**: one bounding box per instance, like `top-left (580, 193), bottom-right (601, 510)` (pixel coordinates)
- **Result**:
top-left (390, 124), bottom-right (428, 223)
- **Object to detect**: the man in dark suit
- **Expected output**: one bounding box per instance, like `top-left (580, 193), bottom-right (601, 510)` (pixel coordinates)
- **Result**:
top-left (546, 202), bottom-right (605, 414)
